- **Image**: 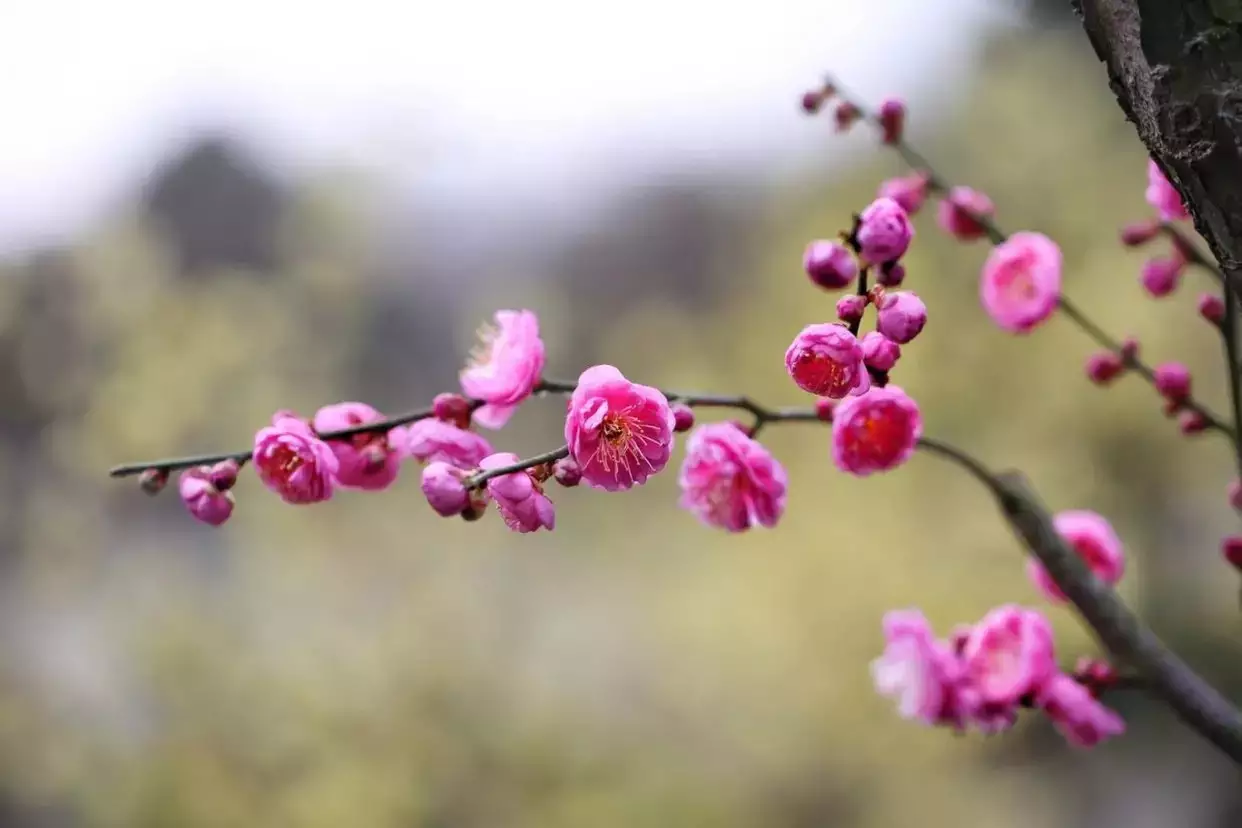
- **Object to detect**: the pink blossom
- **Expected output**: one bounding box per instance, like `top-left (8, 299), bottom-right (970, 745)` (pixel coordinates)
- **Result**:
top-left (877, 262), bottom-right (906, 287)
top-left (836, 295), bottom-right (866, 325)
top-left (961, 605), bottom-right (1056, 706)
top-left (834, 100), bottom-right (861, 132)
top-left (1028, 510), bottom-right (1126, 602)
top-left (1199, 293), bottom-right (1226, 325)
top-left (1036, 673), bottom-right (1126, 747)
top-left (312, 402), bottom-right (402, 492)
top-left (431, 392), bottom-right (473, 428)
top-left (875, 291), bottom-right (927, 344)
top-left (478, 452), bottom-right (555, 532)
top-left (877, 97), bottom-right (906, 144)
top-left (1140, 255), bottom-right (1184, 298)
top-left (671, 404), bottom-right (696, 433)
top-left (1120, 219), bottom-right (1161, 247)
top-left (861, 331), bottom-right (901, 373)
top-left (856, 197), bottom-right (914, 264)
top-left (678, 422), bottom-right (788, 532)
top-left (564, 365), bottom-right (675, 491)
top-left (937, 186), bottom-right (994, 241)
top-left (460, 309), bottom-right (546, 429)
top-left (1085, 352), bottom-right (1124, 386)
top-left (785, 323), bottom-right (870, 399)
top-left (1145, 159), bottom-right (1189, 221)
top-left (403, 418), bottom-right (493, 470)
top-left (1223, 535), bottom-right (1242, 571)
top-left (878, 173), bottom-right (929, 215)
top-left (420, 462), bottom-right (470, 517)
top-left (552, 456), bottom-right (582, 487)
top-left (803, 240), bottom-right (858, 290)
top-left (871, 609), bottom-right (960, 726)
top-left (1154, 361), bottom-right (1192, 403)
top-left (253, 411), bottom-right (339, 505)
top-left (831, 385), bottom-right (922, 476)
top-left (979, 231), bottom-right (1062, 333)
top-left (178, 466), bottom-right (235, 526)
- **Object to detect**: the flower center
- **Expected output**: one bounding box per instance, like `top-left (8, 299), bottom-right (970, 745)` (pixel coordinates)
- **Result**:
top-left (592, 409), bottom-right (660, 475)
top-left (467, 323), bottom-right (499, 370)
top-left (798, 353), bottom-right (850, 395)
top-left (844, 404), bottom-right (907, 464)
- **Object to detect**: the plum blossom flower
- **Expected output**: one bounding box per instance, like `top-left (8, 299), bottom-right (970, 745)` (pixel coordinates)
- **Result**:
top-left (877, 97), bottom-right (906, 144)
top-left (312, 402), bottom-right (402, 491)
top-left (420, 462), bottom-right (470, 517)
top-left (856, 197), bottom-right (914, 264)
top-left (871, 610), bottom-right (961, 726)
top-left (961, 605), bottom-right (1056, 706)
top-left (860, 331), bottom-right (901, 373)
top-left (980, 231), bottom-right (1062, 333)
top-left (878, 172), bottom-right (929, 215)
top-left (253, 411), bottom-right (338, 504)
top-left (1036, 673), bottom-right (1126, 747)
top-left (678, 422), bottom-right (788, 532)
top-left (937, 186), bottom-right (994, 241)
top-left (1145, 159), bottom-right (1189, 221)
top-left (564, 365), bottom-right (675, 491)
top-left (178, 466), bottom-right (235, 526)
top-left (1027, 510), bottom-right (1126, 602)
top-left (803, 240), bottom-right (858, 290)
top-left (478, 452), bottom-right (555, 532)
top-left (460, 310), bottom-right (545, 429)
top-left (785, 323), bottom-right (870, 399)
top-left (875, 291), bottom-right (927, 344)
top-left (831, 385), bottom-right (922, 475)
top-left (402, 418), bottom-right (493, 470)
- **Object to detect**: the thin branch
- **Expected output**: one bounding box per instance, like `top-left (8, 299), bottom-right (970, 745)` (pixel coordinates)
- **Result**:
top-left (463, 446), bottom-right (570, 489)
top-left (821, 74), bottom-right (1235, 442)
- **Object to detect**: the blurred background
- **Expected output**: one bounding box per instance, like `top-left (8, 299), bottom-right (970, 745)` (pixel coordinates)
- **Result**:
top-left (2, 0), bottom-right (1241, 825)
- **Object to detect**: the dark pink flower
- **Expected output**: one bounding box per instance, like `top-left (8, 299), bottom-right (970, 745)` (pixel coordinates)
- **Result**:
top-left (1028, 510), bottom-right (1126, 602)
top-left (877, 97), bottom-right (906, 144)
top-left (1036, 673), bottom-right (1125, 747)
top-left (875, 291), bottom-right (927, 344)
top-left (1139, 255), bottom-right (1184, 298)
top-left (803, 240), bottom-right (858, 290)
top-left (937, 186), bottom-right (994, 241)
top-left (460, 309), bottom-right (545, 429)
top-left (178, 466), bottom-right (235, 526)
top-left (871, 610), bottom-right (962, 726)
top-left (785, 323), bottom-right (869, 399)
top-left (313, 402), bottom-right (402, 492)
top-left (1145, 159), bottom-right (1189, 221)
top-left (253, 411), bottom-right (339, 504)
top-left (861, 331), bottom-right (901, 373)
top-left (479, 452), bottom-right (555, 532)
top-left (1154, 362), bottom-right (1192, 404)
top-left (678, 422), bottom-right (788, 532)
top-left (980, 231), bottom-right (1062, 333)
top-left (856, 197), bottom-right (914, 264)
top-left (831, 386), bottom-right (922, 476)
top-left (403, 418), bottom-right (493, 470)
top-left (564, 365), bottom-right (675, 491)
top-left (420, 462), bottom-right (470, 517)
top-left (961, 605), bottom-right (1056, 706)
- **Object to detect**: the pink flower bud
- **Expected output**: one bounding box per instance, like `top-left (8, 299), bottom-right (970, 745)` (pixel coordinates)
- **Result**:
top-left (139, 468), bottom-right (168, 496)
top-left (1229, 479), bottom-right (1242, 512)
top-left (803, 240), bottom-right (858, 290)
top-left (815, 397), bottom-right (837, 422)
top-left (671, 403), bottom-right (696, 433)
top-left (1120, 219), bottom-right (1162, 247)
top-left (877, 97), bottom-right (906, 144)
top-left (1145, 159), bottom-right (1189, 221)
top-left (1085, 352), bottom-right (1124, 385)
top-left (479, 452), bottom-right (556, 532)
top-left (1072, 658), bottom-right (1119, 695)
top-left (178, 467), bottom-right (235, 526)
top-left (836, 294), bottom-right (866, 324)
top-left (432, 392), bottom-right (474, 428)
top-left (209, 459), bottom-right (239, 491)
top-left (861, 331), bottom-right (901, 372)
top-left (1198, 293), bottom-right (1226, 325)
top-left (856, 197), bottom-right (914, 265)
top-left (1154, 362), bottom-right (1191, 404)
top-left (878, 173), bottom-right (929, 216)
top-left (800, 90), bottom-right (824, 114)
top-left (833, 101), bottom-right (861, 132)
top-left (877, 261), bottom-right (906, 287)
top-left (937, 186), bottom-right (994, 241)
top-left (461, 491), bottom-right (488, 522)
top-left (831, 385), bottom-right (922, 476)
top-left (421, 462), bottom-right (469, 517)
top-left (1139, 255), bottom-right (1184, 297)
top-left (875, 291), bottom-right (927, 344)
top-left (980, 232), bottom-right (1062, 334)
top-left (552, 456), bottom-right (582, 487)
top-left (1027, 510), bottom-right (1126, 602)
top-left (1178, 410), bottom-right (1208, 435)
top-left (1036, 673), bottom-right (1125, 747)
top-left (1120, 336), bottom-right (1140, 363)
top-left (1223, 535), bottom-right (1242, 571)
top-left (785, 323), bottom-right (870, 399)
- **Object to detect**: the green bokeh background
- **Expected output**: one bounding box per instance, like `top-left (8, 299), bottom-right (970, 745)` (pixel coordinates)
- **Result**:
top-left (1, 30), bottom-right (1240, 828)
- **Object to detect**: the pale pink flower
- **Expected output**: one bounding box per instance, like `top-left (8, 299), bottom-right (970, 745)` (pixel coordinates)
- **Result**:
top-left (478, 452), bottom-right (555, 532)
top-left (403, 418), bottom-right (493, 470)
top-left (875, 291), bottom-right (927, 344)
top-left (831, 385), bottom-right (922, 476)
top-left (420, 461), bottom-right (470, 517)
top-left (253, 411), bottom-right (339, 504)
top-left (856, 197), bottom-right (914, 264)
top-left (312, 402), bottom-right (402, 492)
top-left (564, 365), bottom-right (675, 491)
top-left (460, 309), bottom-right (546, 429)
top-left (871, 609), bottom-right (959, 726)
top-left (678, 422), bottom-right (788, 532)
top-left (785, 323), bottom-right (870, 399)
top-left (980, 231), bottom-right (1062, 333)
top-left (937, 186), bottom-right (994, 241)
top-left (878, 172), bottom-right (930, 215)
top-left (1028, 510), bottom-right (1126, 602)
top-left (1036, 673), bottom-right (1126, 747)
top-left (1145, 159), bottom-right (1189, 221)
top-left (961, 605), bottom-right (1056, 706)
top-left (178, 466), bottom-right (235, 526)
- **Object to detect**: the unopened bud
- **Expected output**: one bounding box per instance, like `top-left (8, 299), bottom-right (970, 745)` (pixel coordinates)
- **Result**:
top-left (208, 459), bottom-right (239, 491)
top-left (139, 468), bottom-right (168, 496)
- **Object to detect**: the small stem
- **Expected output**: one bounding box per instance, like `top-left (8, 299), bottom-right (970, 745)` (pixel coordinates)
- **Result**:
top-left (848, 267), bottom-right (870, 338)
top-left (1223, 276), bottom-right (1242, 478)
top-left (463, 446), bottom-right (570, 489)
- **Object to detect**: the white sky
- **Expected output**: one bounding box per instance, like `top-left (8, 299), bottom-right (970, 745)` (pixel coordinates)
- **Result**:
top-left (0, 0), bottom-right (1012, 252)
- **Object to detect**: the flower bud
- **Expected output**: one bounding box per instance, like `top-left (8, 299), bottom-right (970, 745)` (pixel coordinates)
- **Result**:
top-left (671, 404), bottom-right (696, 433)
top-left (139, 468), bottom-right (168, 496)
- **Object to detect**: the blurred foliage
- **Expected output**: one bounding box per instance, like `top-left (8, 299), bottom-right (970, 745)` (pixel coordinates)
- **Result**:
top-left (0, 26), bottom-right (1239, 828)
